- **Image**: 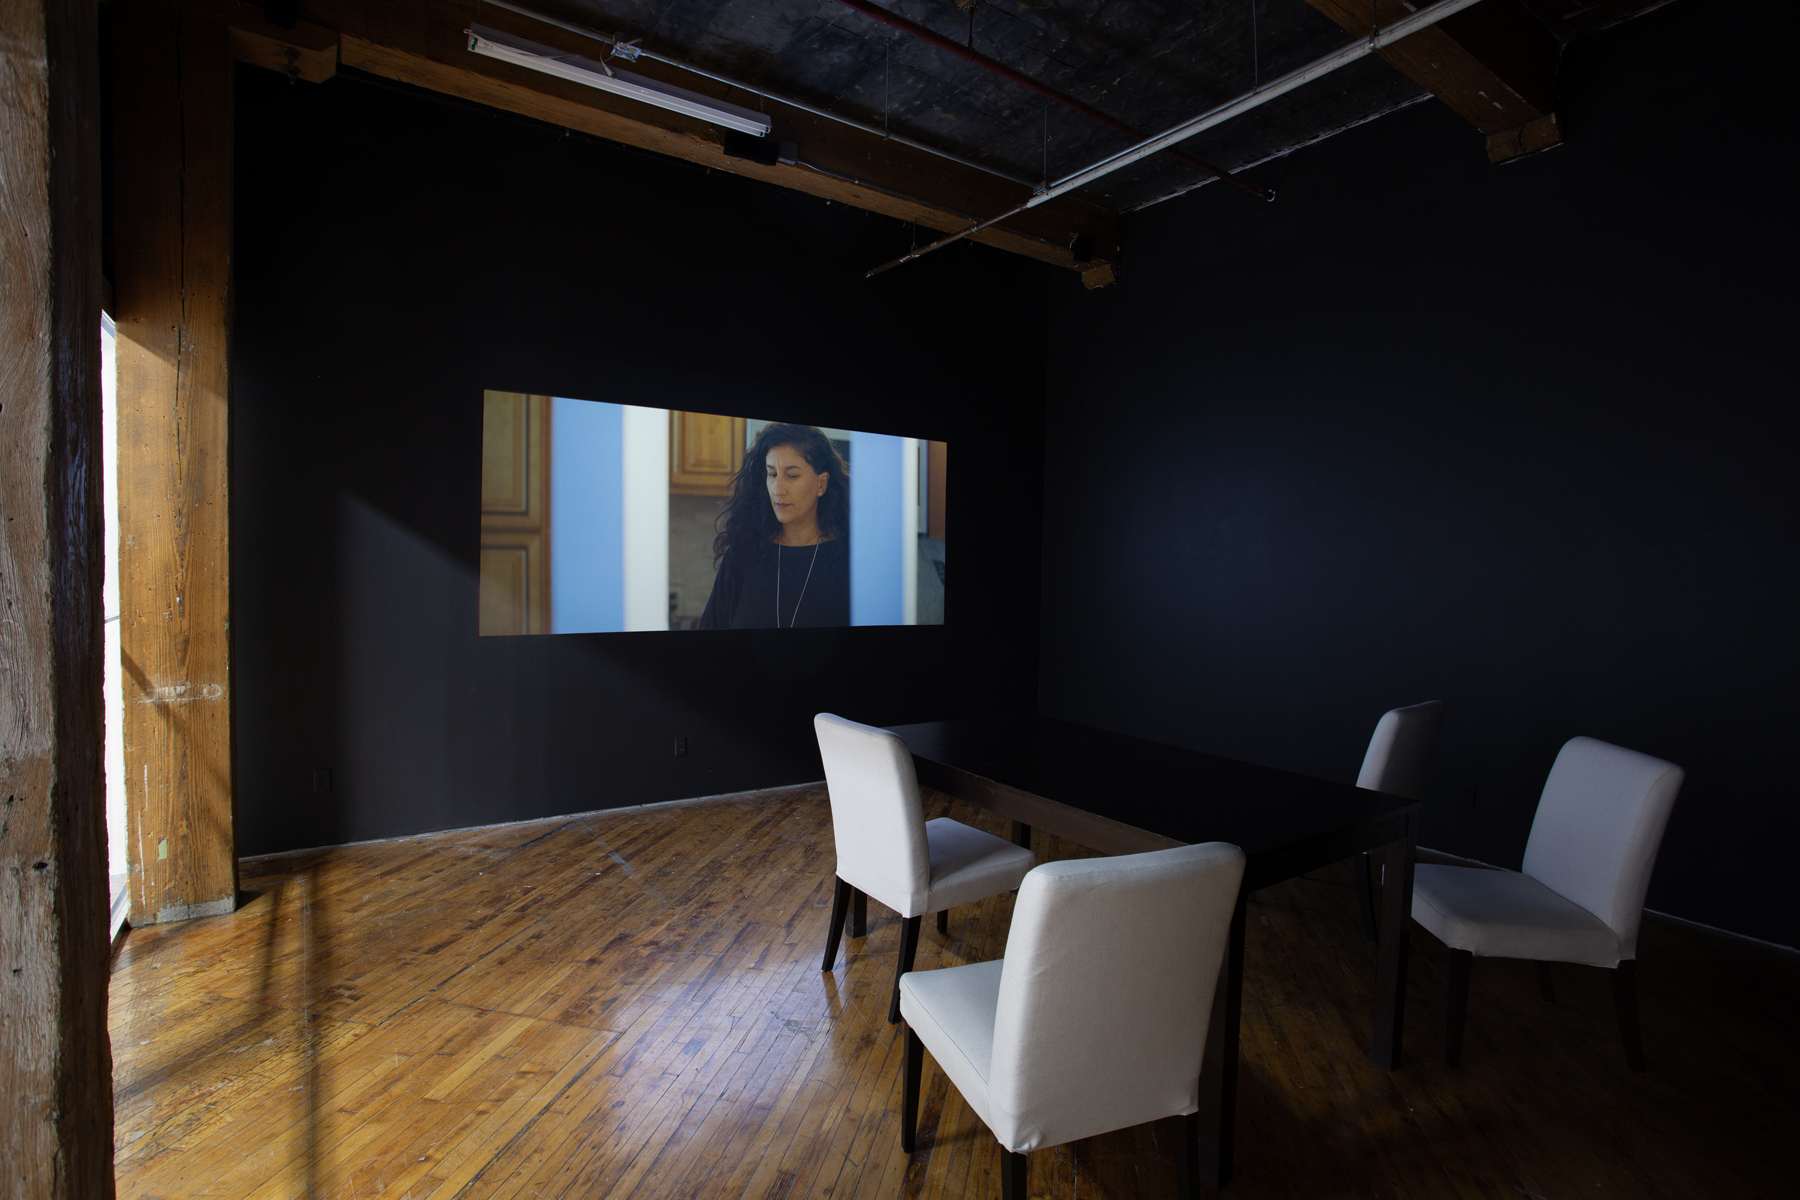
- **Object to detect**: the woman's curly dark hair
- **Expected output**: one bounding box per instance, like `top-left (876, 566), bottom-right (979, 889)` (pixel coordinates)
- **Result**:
top-left (713, 423), bottom-right (850, 569)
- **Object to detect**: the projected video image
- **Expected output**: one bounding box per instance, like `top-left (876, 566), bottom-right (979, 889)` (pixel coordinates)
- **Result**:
top-left (478, 392), bottom-right (947, 634)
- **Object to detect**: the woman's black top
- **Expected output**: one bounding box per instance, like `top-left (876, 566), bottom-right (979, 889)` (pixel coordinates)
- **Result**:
top-left (698, 538), bottom-right (850, 629)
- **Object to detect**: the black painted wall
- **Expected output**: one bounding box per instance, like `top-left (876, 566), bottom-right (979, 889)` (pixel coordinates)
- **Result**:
top-left (237, 0), bottom-right (1794, 946)
top-left (232, 68), bottom-right (1053, 857)
top-left (1041, 0), bottom-right (1797, 945)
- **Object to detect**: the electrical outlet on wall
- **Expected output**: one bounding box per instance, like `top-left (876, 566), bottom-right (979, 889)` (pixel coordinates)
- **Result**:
top-left (1461, 784), bottom-right (1478, 809)
top-left (674, 736), bottom-right (689, 758)
top-left (313, 769), bottom-right (333, 793)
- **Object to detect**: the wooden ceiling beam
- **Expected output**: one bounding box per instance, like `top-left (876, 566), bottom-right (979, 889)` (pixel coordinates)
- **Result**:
top-left (227, 3), bottom-right (338, 83)
top-left (1306, 0), bottom-right (1562, 163)
top-left (216, 0), bottom-right (1115, 277)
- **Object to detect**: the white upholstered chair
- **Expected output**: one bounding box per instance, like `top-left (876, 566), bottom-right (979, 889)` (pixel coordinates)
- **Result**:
top-left (1353, 700), bottom-right (1447, 940)
top-left (898, 842), bottom-right (1246, 1200)
top-left (1412, 736), bottom-right (1684, 1071)
top-left (815, 713), bottom-right (1036, 1023)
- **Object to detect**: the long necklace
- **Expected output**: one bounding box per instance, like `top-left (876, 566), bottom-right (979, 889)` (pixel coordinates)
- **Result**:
top-left (776, 530), bottom-right (824, 628)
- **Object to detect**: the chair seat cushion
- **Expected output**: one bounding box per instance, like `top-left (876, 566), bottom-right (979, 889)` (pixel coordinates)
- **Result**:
top-left (1412, 864), bottom-right (1625, 967)
top-left (922, 818), bottom-right (1036, 915)
top-left (899, 958), bottom-right (1004, 1127)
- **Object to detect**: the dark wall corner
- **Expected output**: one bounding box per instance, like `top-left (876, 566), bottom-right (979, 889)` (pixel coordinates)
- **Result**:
top-left (1039, 0), bottom-right (1798, 945)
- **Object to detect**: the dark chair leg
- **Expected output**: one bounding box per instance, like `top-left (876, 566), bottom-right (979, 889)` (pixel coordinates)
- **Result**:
top-left (901, 1025), bottom-right (924, 1153)
top-left (1613, 960), bottom-right (1646, 1073)
top-left (1536, 961), bottom-right (1556, 1004)
top-left (888, 915), bottom-right (922, 1024)
top-left (849, 888), bottom-right (867, 938)
top-left (1355, 851), bottom-right (1379, 943)
top-left (999, 1147), bottom-right (1027, 1200)
top-left (821, 877), bottom-right (851, 971)
top-left (1445, 949), bottom-right (1473, 1068)
top-left (936, 909), bottom-right (948, 935)
top-left (1172, 1111), bottom-right (1200, 1200)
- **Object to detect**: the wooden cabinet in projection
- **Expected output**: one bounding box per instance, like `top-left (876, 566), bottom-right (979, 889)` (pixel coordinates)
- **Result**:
top-left (926, 439), bottom-right (947, 539)
top-left (479, 391), bottom-right (552, 635)
top-left (670, 411), bottom-right (747, 496)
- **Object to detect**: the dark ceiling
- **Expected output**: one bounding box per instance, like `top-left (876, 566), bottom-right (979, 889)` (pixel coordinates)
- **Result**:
top-left (536, 0), bottom-right (1676, 211)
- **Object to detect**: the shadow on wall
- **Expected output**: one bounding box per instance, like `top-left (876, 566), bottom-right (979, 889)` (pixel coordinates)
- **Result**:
top-left (244, 491), bottom-right (874, 857)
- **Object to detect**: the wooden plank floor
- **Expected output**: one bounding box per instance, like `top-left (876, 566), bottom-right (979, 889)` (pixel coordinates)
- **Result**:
top-left (110, 787), bottom-right (1797, 1199)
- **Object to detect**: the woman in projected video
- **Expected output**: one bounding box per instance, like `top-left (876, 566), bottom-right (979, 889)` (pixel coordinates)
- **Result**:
top-left (698, 423), bottom-right (851, 629)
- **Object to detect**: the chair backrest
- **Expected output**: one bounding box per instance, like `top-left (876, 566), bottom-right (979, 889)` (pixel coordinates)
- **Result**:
top-left (1356, 700), bottom-right (1447, 799)
top-left (813, 713), bottom-right (931, 916)
top-left (1521, 736), bottom-right (1684, 957)
top-left (987, 841), bottom-right (1246, 1152)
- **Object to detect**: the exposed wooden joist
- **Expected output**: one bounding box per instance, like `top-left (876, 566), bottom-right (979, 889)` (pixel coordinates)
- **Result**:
top-left (1307, 0), bottom-right (1563, 162)
top-left (1484, 111), bottom-right (1561, 162)
top-left (113, 0), bottom-right (239, 925)
top-left (0, 0), bottom-right (116, 1190)
top-left (227, 2), bottom-right (338, 83)
top-left (226, 0), bottom-right (1116, 274)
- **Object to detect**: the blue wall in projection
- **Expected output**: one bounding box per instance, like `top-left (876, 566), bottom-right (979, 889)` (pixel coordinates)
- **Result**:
top-left (550, 396), bottom-right (624, 633)
top-left (849, 430), bottom-right (902, 626)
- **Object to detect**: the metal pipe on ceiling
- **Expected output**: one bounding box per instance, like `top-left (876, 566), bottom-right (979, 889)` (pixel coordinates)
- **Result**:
top-left (480, 0), bottom-right (1040, 188)
top-left (827, 0), bottom-right (1272, 202)
top-left (1037, 0), bottom-right (1489, 201)
top-left (866, 0), bottom-right (1489, 278)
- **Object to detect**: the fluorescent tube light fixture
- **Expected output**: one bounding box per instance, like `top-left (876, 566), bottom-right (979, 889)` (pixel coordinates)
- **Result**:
top-left (467, 25), bottom-right (771, 137)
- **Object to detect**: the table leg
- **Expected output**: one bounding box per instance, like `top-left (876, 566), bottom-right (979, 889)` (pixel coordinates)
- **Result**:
top-left (1013, 821), bottom-right (1032, 850)
top-left (1370, 811), bottom-right (1416, 1069)
top-left (1194, 883), bottom-right (1248, 1189)
top-left (1355, 851), bottom-right (1379, 943)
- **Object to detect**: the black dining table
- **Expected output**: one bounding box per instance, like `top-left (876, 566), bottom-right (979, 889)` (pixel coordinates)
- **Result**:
top-left (887, 714), bottom-right (1419, 1190)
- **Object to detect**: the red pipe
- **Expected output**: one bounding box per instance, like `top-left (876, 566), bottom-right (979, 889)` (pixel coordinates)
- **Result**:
top-left (831, 0), bottom-right (1272, 201)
